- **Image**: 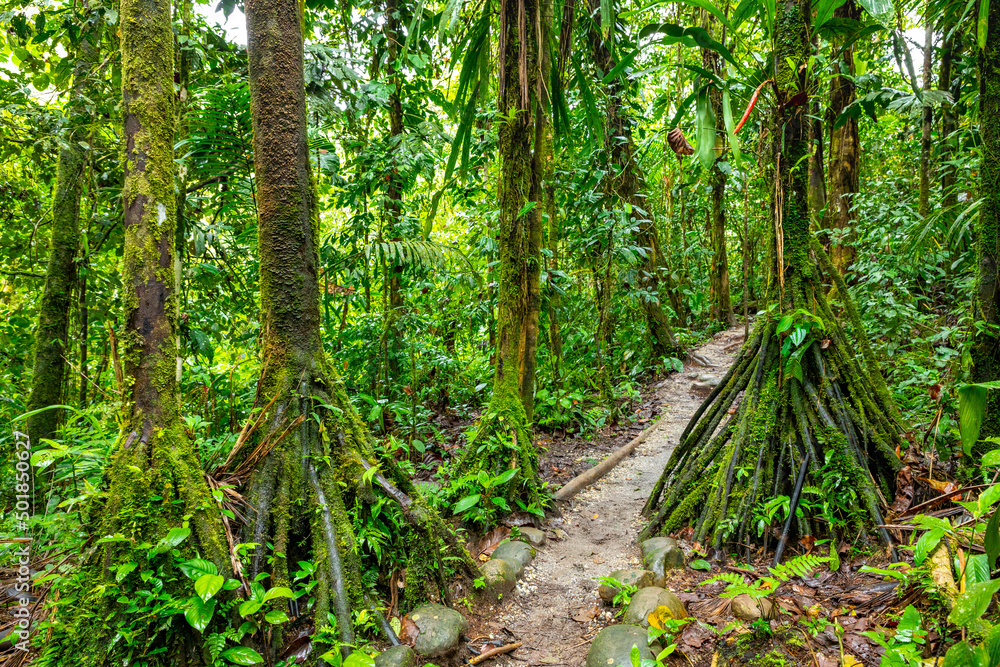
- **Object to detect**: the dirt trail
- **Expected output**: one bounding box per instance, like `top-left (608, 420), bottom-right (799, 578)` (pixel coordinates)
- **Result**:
top-left (487, 326), bottom-right (746, 667)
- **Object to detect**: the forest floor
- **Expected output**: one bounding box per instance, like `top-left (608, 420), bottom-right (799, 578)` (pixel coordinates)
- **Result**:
top-left (460, 326), bottom-right (901, 667)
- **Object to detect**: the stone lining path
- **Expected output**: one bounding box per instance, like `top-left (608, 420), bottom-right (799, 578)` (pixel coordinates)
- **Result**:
top-left (488, 326), bottom-right (747, 667)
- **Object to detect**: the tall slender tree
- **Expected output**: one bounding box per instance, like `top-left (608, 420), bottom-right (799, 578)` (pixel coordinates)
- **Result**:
top-left (587, 2), bottom-right (682, 362)
top-left (26, 24), bottom-right (98, 448)
top-left (41, 1), bottom-right (228, 663)
top-left (453, 0), bottom-right (543, 503)
top-left (234, 0), bottom-right (479, 657)
top-left (971, 0), bottom-right (1000, 441)
top-left (826, 0), bottom-right (861, 272)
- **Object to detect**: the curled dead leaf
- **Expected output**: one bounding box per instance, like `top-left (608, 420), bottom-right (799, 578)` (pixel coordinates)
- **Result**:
top-left (667, 128), bottom-right (695, 156)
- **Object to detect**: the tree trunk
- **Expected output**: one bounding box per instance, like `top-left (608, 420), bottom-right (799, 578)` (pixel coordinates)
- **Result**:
top-left (518, 0), bottom-right (551, 422)
top-left (545, 150), bottom-right (563, 388)
top-left (972, 1), bottom-right (1000, 442)
top-left (703, 45), bottom-right (735, 327)
top-left (589, 6), bottom-right (681, 363)
top-left (918, 18), bottom-right (933, 219)
top-left (827, 0), bottom-right (860, 272)
top-left (42, 3), bottom-right (230, 664)
top-left (26, 30), bottom-right (98, 447)
top-left (239, 0), bottom-right (480, 656)
top-left (642, 0), bottom-right (904, 555)
top-left (453, 0), bottom-right (542, 505)
top-left (939, 28), bottom-right (958, 220)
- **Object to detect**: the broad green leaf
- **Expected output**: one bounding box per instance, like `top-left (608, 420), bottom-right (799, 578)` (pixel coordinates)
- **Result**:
top-left (623, 0), bottom-right (732, 30)
top-left (689, 559), bottom-right (711, 571)
top-left (814, 0), bottom-right (847, 28)
top-left (630, 645), bottom-right (642, 667)
top-left (150, 526), bottom-right (191, 556)
top-left (986, 507), bottom-right (1000, 569)
top-left (965, 554), bottom-right (991, 586)
top-left (185, 596), bottom-right (216, 633)
top-left (983, 449), bottom-right (1000, 466)
top-left (602, 50), bottom-right (639, 84)
top-left (221, 647), bottom-right (264, 665)
top-left (980, 484), bottom-right (1000, 515)
top-left (984, 623), bottom-right (1000, 666)
top-left (343, 652), bottom-right (376, 667)
top-left (947, 580), bottom-right (1000, 626)
top-left (195, 574), bottom-right (225, 602)
top-left (696, 85), bottom-right (717, 171)
top-left (262, 586), bottom-right (294, 602)
top-left (855, 0), bottom-right (893, 23)
top-left (914, 527), bottom-right (944, 565)
top-left (494, 467), bottom-right (519, 485)
top-left (959, 384), bottom-right (989, 455)
top-left (265, 609), bottom-right (290, 624)
top-left (943, 642), bottom-right (987, 667)
top-left (452, 494), bottom-right (481, 514)
top-left (721, 84), bottom-right (741, 165)
top-left (179, 558), bottom-right (219, 580)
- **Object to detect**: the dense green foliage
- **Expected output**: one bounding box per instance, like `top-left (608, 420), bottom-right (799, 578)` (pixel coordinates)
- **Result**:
top-left (0, 0), bottom-right (997, 661)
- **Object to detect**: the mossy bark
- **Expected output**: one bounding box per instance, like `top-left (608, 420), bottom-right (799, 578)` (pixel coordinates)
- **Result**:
top-left (588, 7), bottom-right (681, 362)
top-left (453, 0), bottom-right (542, 507)
top-left (918, 17), bottom-right (933, 219)
top-left (702, 44), bottom-right (735, 328)
top-left (240, 0), bottom-right (479, 657)
top-left (40, 5), bottom-right (228, 665)
top-left (26, 28), bottom-right (99, 448)
top-left (826, 0), bottom-right (860, 273)
top-left (642, 0), bottom-right (905, 554)
top-left (971, 0), bottom-right (1000, 440)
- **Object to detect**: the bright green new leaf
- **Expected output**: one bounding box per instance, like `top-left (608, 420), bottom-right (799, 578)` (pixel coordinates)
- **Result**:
top-left (195, 573), bottom-right (225, 602)
top-left (185, 596), bottom-right (216, 633)
top-left (986, 507), bottom-right (1000, 569)
top-left (914, 527), bottom-right (944, 565)
top-left (221, 647), bottom-right (265, 665)
top-left (959, 383), bottom-right (989, 455)
top-left (149, 526), bottom-right (191, 557)
top-left (262, 586), bottom-right (294, 602)
top-left (947, 580), bottom-right (1000, 626)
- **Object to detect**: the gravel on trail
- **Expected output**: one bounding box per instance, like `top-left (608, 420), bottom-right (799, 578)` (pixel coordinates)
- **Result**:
top-left (469, 327), bottom-right (746, 667)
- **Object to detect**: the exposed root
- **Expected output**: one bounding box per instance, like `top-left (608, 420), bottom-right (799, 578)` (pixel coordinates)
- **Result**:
top-left (642, 250), bottom-right (905, 556)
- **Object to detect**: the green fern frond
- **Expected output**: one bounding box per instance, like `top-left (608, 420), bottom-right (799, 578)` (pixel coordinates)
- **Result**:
top-left (767, 554), bottom-right (830, 583)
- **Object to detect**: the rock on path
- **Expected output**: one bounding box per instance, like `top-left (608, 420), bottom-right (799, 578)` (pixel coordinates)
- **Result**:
top-left (489, 327), bottom-right (745, 667)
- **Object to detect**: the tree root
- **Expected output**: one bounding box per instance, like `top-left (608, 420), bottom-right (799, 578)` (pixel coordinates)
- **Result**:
top-left (642, 259), bottom-right (905, 554)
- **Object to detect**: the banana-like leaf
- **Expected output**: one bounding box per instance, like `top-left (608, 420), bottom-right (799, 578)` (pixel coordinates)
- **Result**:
top-left (960, 383), bottom-right (990, 455)
top-left (695, 84), bottom-right (717, 171)
top-left (856, 0), bottom-right (893, 24)
top-left (721, 83), bottom-right (741, 165)
top-left (640, 23), bottom-right (738, 67)
top-left (622, 0), bottom-right (732, 30)
top-left (979, 0), bottom-right (991, 49)
top-left (814, 0), bottom-right (847, 29)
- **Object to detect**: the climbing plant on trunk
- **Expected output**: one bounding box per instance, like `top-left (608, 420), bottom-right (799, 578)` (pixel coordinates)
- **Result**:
top-left (229, 0), bottom-right (480, 659)
top-left (642, 0), bottom-right (905, 556)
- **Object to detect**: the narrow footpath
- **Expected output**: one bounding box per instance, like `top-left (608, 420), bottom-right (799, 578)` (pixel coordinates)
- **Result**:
top-left (482, 327), bottom-right (746, 667)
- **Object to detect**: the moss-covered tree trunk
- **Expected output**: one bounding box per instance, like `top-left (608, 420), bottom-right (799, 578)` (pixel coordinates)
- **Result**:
top-left (939, 26), bottom-right (959, 222)
top-left (453, 0), bottom-right (542, 506)
top-left (971, 0), bottom-right (1000, 440)
top-left (918, 17), bottom-right (933, 219)
top-left (642, 0), bottom-right (905, 556)
top-left (702, 44), bottom-right (735, 328)
top-left (238, 0), bottom-right (479, 657)
top-left (42, 4), bottom-right (229, 665)
top-left (26, 29), bottom-right (98, 448)
top-left (826, 0), bottom-right (860, 273)
top-left (588, 7), bottom-right (681, 363)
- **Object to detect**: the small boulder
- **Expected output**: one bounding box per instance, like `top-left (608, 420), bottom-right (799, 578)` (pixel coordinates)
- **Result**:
top-left (585, 625), bottom-right (652, 667)
top-left (622, 587), bottom-right (687, 628)
top-left (641, 538), bottom-right (684, 582)
top-left (553, 528), bottom-right (569, 540)
top-left (480, 558), bottom-right (517, 599)
top-left (492, 540), bottom-right (535, 577)
top-left (517, 526), bottom-right (547, 548)
top-left (731, 594), bottom-right (777, 621)
top-left (375, 645), bottom-right (417, 667)
top-left (598, 570), bottom-right (659, 603)
top-left (404, 603), bottom-right (468, 657)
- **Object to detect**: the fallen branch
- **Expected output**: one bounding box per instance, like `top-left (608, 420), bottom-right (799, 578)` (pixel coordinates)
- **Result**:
top-left (468, 642), bottom-right (523, 665)
top-left (553, 417), bottom-right (662, 501)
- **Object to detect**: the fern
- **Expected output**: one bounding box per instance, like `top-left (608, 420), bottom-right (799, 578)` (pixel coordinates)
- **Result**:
top-left (699, 554), bottom-right (830, 605)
